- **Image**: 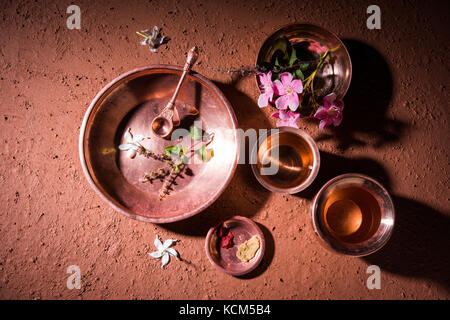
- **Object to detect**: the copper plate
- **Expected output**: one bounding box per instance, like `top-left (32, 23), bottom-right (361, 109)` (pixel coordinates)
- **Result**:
top-left (79, 66), bottom-right (239, 223)
top-left (256, 24), bottom-right (352, 101)
top-left (205, 216), bottom-right (265, 276)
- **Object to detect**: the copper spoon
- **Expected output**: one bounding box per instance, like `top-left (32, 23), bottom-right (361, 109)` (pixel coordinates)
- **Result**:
top-left (151, 46), bottom-right (199, 138)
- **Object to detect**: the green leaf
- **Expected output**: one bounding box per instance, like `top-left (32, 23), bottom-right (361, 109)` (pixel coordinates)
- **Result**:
top-left (198, 146), bottom-right (214, 162)
top-left (295, 69), bottom-right (304, 80)
top-left (270, 38), bottom-right (290, 61)
top-left (289, 48), bottom-right (297, 67)
top-left (189, 126), bottom-right (203, 140)
top-left (274, 57), bottom-right (280, 67)
top-left (164, 145), bottom-right (182, 156)
top-left (299, 63), bottom-right (309, 71)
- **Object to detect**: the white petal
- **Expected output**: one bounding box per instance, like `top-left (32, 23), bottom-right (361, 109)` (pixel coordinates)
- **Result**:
top-left (149, 251), bottom-right (162, 259)
top-left (118, 144), bottom-right (131, 150)
top-left (124, 130), bottom-right (132, 142)
top-left (163, 239), bottom-right (178, 250)
top-left (133, 135), bottom-right (145, 142)
top-left (154, 235), bottom-right (163, 251)
top-left (165, 248), bottom-right (178, 259)
top-left (126, 149), bottom-right (137, 159)
top-left (161, 253), bottom-right (169, 268)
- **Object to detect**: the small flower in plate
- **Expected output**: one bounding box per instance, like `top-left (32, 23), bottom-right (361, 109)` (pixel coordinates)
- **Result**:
top-left (118, 128), bottom-right (146, 159)
top-left (313, 93), bottom-right (344, 130)
top-left (271, 110), bottom-right (300, 128)
top-left (149, 235), bottom-right (179, 268)
top-left (273, 72), bottom-right (303, 111)
top-left (257, 71), bottom-right (274, 108)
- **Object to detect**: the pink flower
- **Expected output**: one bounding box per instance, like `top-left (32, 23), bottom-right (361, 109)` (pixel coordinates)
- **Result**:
top-left (257, 71), bottom-right (274, 108)
top-left (308, 41), bottom-right (328, 54)
top-left (271, 110), bottom-right (300, 128)
top-left (273, 72), bottom-right (303, 111)
top-left (314, 93), bottom-right (344, 130)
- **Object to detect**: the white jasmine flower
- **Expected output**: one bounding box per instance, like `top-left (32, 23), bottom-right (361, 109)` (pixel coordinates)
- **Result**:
top-left (149, 235), bottom-right (179, 268)
top-left (118, 128), bottom-right (145, 159)
top-left (138, 26), bottom-right (170, 52)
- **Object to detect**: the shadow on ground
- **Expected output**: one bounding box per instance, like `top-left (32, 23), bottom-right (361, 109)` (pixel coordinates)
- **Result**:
top-left (295, 152), bottom-right (449, 292)
top-left (364, 196), bottom-right (450, 292)
top-left (313, 39), bottom-right (407, 150)
top-left (294, 150), bottom-right (392, 200)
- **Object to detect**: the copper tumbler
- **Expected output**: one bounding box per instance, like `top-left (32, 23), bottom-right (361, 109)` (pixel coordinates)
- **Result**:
top-left (311, 173), bottom-right (395, 256)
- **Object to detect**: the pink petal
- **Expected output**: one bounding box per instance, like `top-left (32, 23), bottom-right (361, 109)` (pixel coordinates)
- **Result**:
top-left (333, 112), bottom-right (343, 126)
top-left (258, 94), bottom-right (269, 108)
top-left (275, 119), bottom-right (284, 127)
top-left (258, 72), bottom-right (270, 86)
top-left (287, 93), bottom-right (299, 111)
top-left (280, 72), bottom-right (293, 86)
top-left (334, 98), bottom-right (344, 110)
top-left (288, 120), bottom-right (300, 128)
top-left (314, 106), bottom-right (329, 120)
top-left (275, 95), bottom-right (289, 110)
top-left (291, 112), bottom-right (300, 121)
top-left (257, 72), bottom-right (266, 84)
top-left (271, 111), bottom-right (280, 119)
top-left (319, 119), bottom-right (333, 130)
top-left (291, 79), bottom-right (303, 93)
top-left (278, 110), bottom-right (289, 120)
top-left (273, 80), bottom-right (286, 95)
top-left (323, 93), bottom-right (336, 108)
top-left (277, 118), bottom-right (299, 128)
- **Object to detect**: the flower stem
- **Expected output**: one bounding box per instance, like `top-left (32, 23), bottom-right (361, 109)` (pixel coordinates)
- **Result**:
top-left (302, 50), bottom-right (331, 110)
top-left (137, 146), bottom-right (173, 162)
top-left (136, 31), bottom-right (148, 38)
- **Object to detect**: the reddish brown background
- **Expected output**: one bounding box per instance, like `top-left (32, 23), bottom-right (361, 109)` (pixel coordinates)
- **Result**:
top-left (0, 0), bottom-right (449, 299)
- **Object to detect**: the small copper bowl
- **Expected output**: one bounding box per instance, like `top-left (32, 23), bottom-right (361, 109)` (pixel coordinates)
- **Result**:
top-left (250, 127), bottom-right (320, 194)
top-left (79, 66), bottom-right (239, 223)
top-left (311, 174), bottom-right (395, 256)
top-left (256, 24), bottom-right (352, 102)
top-left (205, 216), bottom-right (265, 276)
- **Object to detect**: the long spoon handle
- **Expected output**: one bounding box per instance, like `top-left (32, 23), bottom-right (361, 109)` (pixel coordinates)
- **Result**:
top-left (166, 46), bottom-right (199, 110)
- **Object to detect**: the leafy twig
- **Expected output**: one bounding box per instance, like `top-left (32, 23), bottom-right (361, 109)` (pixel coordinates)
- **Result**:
top-left (159, 163), bottom-right (185, 200)
top-left (142, 167), bottom-right (170, 183)
top-left (208, 59), bottom-right (318, 77)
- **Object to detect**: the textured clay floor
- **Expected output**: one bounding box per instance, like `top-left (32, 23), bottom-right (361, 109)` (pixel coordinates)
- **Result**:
top-left (0, 0), bottom-right (449, 299)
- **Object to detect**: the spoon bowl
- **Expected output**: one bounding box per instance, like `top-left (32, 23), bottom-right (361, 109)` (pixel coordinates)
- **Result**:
top-left (151, 116), bottom-right (172, 137)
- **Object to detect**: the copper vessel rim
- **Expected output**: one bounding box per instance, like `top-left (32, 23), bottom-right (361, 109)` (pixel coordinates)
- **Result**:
top-left (250, 126), bottom-right (321, 194)
top-left (79, 65), bottom-right (240, 224)
top-left (254, 23), bottom-right (353, 99)
top-left (311, 173), bottom-right (395, 257)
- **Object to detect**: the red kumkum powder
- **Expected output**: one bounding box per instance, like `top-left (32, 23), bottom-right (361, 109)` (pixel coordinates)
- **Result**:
top-left (218, 226), bottom-right (234, 249)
